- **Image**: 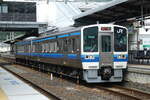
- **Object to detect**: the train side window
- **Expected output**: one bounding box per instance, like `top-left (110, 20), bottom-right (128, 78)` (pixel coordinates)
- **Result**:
top-left (56, 41), bottom-right (59, 51)
top-left (63, 39), bottom-right (68, 52)
top-left (23, 45), bottom-right (24, 53)
top-left (67, 39), bottom-right (72, 52)
top-left (52, 42), bottom-right (54, 52)
top-left (44, 43), bottom-right (47, 52)
top-left (72, 38), bottom-right (76, 52)
top-left (45, 43), bottom-right (48, 53)
top-left (49, 42), bottom-right (57, 53)
top-left (54, 42), bottom-right (57, 52)
top-left (36, 43), bottom-right (39, 53)
top-left (76, 38), bottom-right (80, 51)
top-left (47, 43), bottom-right (50, 53)
top-left (28, 45), bottom-right (30, 53)
top-left (36, 43), bottom-right (38, 53)
top-left (35, 44), bottom-right (37, 52)
top-left (40, 43), bottom-right (42, 53)
top-left (32, 45), bottom-right (35, 53)
top-left (49, 43), bottom-right (51, 52)
top-left (42, 43), bottom-right (45, 53)
top-left (58, 39), bottom-right (63, 52)
top-left (51, 42), bottom-right (54, 52)
top-left (49, 42), bottom-right (51, 53)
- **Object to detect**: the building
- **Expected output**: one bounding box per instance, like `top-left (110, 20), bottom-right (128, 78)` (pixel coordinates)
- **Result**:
top-left (0, 2), bottom-right (36, 22)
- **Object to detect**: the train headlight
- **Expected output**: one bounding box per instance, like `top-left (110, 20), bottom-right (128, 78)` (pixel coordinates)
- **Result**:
top-left (117, 55), bottom-right (126, 59)
top-left (85, 55), bottom-right (95, 59)
top-left (118, 55), bottom-right (121, 59)
top-left (89, 55), bottom-right (95, 59)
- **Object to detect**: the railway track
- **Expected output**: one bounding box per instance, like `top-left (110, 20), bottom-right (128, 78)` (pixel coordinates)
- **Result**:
top-left (0, 62), bottom-right (62, 100)
top-left (95, 85), bottom-right (150, 100)
top-left (1, 57), bottom-right (150, 100)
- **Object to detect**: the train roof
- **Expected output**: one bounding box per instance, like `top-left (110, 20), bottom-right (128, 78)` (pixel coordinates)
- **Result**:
top-left (16, 24), bottom-right (127, 44)
top-left (15, 26), bottom-right (81, 44)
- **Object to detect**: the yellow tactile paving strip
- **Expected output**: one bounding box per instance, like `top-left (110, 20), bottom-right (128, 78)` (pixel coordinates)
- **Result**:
top-left (0, 88), bottom-right (9, 100)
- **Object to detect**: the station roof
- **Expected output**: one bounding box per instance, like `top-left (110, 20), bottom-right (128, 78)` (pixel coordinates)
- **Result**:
top-left (73, 0), bottom-right (150, 25)
top-left (1, 21), bottom-right (47, 44)
top-left (0, 21), bottom-right (47, 31)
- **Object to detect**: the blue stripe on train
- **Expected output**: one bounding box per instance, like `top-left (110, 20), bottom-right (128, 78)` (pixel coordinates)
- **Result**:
top-left (16, 53), bottom-right (128, 62)
top-left (16, 53), bottom-right (99, 62)
top-left (17, 53), bottom-right (77, 59)
top-left (113, 54), bottom-right (128, 62)
top-left (16, 53), bottom-right (100, 62)
top-left (16, 32), bottom-right (81, 45)
top-left (33, 37), bottom-right (56, 42)
top-left (67, 54), bottom-right (77, 59)
top-left (16, 53), bottom-right (64, 58)
top-left (81, 55), bottom-right (99, 62)
top-left (70, 32), bottom-right (80, 36)
top-left (58, 34), bottom-right (69, 38)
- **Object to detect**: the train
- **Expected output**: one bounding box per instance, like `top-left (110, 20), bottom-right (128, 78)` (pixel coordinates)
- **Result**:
top-left (15, 24), bottom-right (128, 83)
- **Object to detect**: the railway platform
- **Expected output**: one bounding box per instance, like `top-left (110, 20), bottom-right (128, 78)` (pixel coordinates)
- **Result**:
top-left (0, 66), bottom-right (49, 100)
top-left (126, 64), bottom-right (150, 84)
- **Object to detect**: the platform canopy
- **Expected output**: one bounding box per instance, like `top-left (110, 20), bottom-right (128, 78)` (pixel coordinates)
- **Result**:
top-left (73, 0), bottom-right (150, 26)
top-left (1, 21), bottom-right (47, 44)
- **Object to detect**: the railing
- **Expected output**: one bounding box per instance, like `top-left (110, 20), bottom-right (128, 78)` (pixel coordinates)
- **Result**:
top-left (128, 50), bottom-right (150, 65)
top-left (0, 13), bottom-right (36, 22)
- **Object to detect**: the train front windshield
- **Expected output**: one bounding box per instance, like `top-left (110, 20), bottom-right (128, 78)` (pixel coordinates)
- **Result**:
top-left (114, 27), bottom-right (127, 52)
top-left (83, 26), bottom-right (98, 52)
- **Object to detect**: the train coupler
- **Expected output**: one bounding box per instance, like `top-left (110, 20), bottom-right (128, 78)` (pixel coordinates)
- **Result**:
top-left (100, 66), bottom-right (113, 80)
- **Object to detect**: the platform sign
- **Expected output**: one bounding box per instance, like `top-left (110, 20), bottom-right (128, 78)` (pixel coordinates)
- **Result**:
top-left (144, 19), bottom-right (150, 29)
top-left (142, 38), bottom-right (150, 49)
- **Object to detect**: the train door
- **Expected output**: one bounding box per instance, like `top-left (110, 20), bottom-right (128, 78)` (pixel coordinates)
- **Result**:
top-left (99, 33), bottom-right (113, 67)
top-left (99, 32), bottom-right (114, 80)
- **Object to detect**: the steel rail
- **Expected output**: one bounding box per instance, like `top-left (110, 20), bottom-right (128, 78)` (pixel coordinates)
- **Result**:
top-left (95, 86), bottom-right (141, 100)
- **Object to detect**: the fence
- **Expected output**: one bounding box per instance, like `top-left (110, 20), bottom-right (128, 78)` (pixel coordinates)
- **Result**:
top-left (128, 50), bottom-right (150, 65)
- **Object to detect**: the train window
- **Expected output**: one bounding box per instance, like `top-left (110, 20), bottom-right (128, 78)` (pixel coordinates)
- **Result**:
top-left (58, 40), bottom-right (63, 52)
top-left (35, 43), bottom-right (38, 53)
top-left (49, 42), bottom-right (51, 52)
top-left (83, 26), bottom-right (98, 52)
top-left (54, 42), bottom-right (57, 52)
top-left (28, 45), bottom-right (30, 53)
top-left (47, 43), bottom-right (50, 52)
top-left (56, 41), bottom-right (59, 51)
top-left (76, 38), bottom-right (80, 52)
top-left (45, 43), bottom-right (47, 52)
top-left (42, 43), bottom-right (45, 53)
top-left (63, 39), bottom-right (68, 52)
top-left (114, 27), bottom-right (127, 52)
top-left (45, 43), bottom-right (49, 53)
top-left (23, 45), bottom-right (25, 53)
top-left (101, 36), bottom-right (111, 52)
top-left (52, 42), bottom-right (54, 52)
top-left (32, 45), bottom-right (35, 53)
top-left (40, 43), bottom-right (43, 53)
top-left (67, 39), bottom-right (72, 52)
top-left (72, 38), bottom-right (76, 52)
top-left (49, 42), bottom-right (57, 53)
